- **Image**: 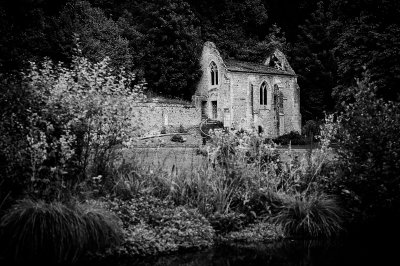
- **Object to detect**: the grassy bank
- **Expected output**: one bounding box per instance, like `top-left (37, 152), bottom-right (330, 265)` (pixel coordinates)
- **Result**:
top-left (0, 128), bottom-right (345, 264)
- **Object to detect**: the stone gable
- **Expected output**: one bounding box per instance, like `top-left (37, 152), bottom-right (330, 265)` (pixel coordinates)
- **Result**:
top-left (133, 41), bottom-right (301, 138)
top-left (195, 42), bottom-right (301, 137)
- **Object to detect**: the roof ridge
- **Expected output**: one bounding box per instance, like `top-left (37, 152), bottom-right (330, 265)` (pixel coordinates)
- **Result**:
top-left (224, 58), bottom-right (295, 76)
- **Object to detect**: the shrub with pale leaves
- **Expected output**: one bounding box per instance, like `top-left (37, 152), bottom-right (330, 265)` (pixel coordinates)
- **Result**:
top-left (23, 53), bottom-right (145, 196)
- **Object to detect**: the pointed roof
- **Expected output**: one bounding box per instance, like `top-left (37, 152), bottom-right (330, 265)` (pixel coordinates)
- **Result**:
top-left (225, 59), bottom-right (295, 76)
top-left (202, 42), bottom-right (296, 76)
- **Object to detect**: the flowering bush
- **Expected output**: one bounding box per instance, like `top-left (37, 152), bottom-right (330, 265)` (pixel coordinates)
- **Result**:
top-left (1, 52), bottom-right (145, 200)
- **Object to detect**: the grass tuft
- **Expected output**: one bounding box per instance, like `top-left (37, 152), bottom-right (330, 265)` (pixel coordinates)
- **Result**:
top-left (0, 199), bottom-right (122, 263)
top-left (273, 193), bottom-right (343, 238)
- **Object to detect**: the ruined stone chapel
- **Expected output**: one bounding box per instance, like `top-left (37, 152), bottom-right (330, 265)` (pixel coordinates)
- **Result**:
top-left (194, 42), bottom-right (301, 137)
top-left (134, 41), bottom-right (301, 139)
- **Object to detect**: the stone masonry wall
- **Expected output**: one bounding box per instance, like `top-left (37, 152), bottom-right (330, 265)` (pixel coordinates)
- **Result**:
top-left (195, 41), bottom-right (301, 138)
top-left (131, 103), bottom-right (200, 136)
top-left (194, 42), bottom-right (229, 121)
top-left (229, 72), bottom-right (301, 137)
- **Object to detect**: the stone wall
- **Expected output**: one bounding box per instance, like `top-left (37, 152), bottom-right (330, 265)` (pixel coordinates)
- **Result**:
top-left (131, 103), bottom-right (201, 136)
top-left (195, 41), bottom-right (301, 138)
top-left (228, 72), bottom-right (301, 137)
top-left (194, 42), bottom-right (229, 121)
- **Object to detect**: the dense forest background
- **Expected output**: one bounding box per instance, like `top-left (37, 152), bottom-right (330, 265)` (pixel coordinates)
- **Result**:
top-left (1, 0), bottom-right (400, 122)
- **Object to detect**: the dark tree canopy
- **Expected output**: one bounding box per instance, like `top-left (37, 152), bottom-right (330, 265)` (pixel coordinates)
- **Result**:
top-left (55, 0), bottom-right (132, 69)
top-left (2, 0), bottom-right (400, 113)
top-left (139, 0), bottom-right (202, 99)
top-left (291, 2), bottom-right (338, 121)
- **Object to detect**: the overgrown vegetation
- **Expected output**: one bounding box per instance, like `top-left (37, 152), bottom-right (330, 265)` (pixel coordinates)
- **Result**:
top-left (0, 199), bottom-right (121, 263)
top-left (1, 52), bottom-right (398, 261)
top-left (110, 125), bottom-right (344, 241)
top-left (1, 0), bottom-right (400, 262)
top-left (104, 196), bottom-right (214, 257)
top-left (329, 76), bottom-right (400, 225)
top-left (0, 51), bottom-right (145, 202)
top-left (273, 193), bottom-right (343, 238)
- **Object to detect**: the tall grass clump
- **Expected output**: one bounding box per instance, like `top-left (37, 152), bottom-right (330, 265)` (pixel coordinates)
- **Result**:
top-left (80, 201), bottom-right (123, 252)
top-left (273, 193), bottom-right (343, 238)
top-left (0, 199), bottom-right (122, 263)
top-left (111, 124), bottom-right (344, 240)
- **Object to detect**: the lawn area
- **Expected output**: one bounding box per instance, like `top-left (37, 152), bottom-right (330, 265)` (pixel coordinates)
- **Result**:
top-left (126, 147), bottom-right (205, 172)
top-left (125, 146), bottom-right (329, 173)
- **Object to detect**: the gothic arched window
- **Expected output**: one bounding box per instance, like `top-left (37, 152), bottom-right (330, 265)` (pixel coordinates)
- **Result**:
top-left (260, 82), bottom-right (268, 105)
top-left (210, 61), bottom-right (218, 86)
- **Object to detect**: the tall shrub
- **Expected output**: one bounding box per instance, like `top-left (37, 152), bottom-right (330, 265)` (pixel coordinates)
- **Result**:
top-left (0, 74), bottom-right (39, 200)
top-left (335, 77), bottom-right (400, 221)
top-left (2, 53), bottom-right (145, 199)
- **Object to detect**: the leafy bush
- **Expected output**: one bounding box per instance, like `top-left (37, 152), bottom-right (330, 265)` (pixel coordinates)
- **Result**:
top-left (160, 126), bottom-right (167, 134)
top-left (171, 134), bottom-right (184, 142)
top-left (333, 77), bottom-right (400, 222)
top-left (105, 196), bottom-right (215, 257)
top-left (0, 199), bottom-right (122, 263)
top-left (0, 74), bottom-right (36, 200)
top-left (273, 193), bottom-right (343, 238)
top-left (1, 53), bottom-right (145, 201)
top-left (26, 55), bottom-right (144, 179)
top-left (208, 212), bottom-right (248, 234)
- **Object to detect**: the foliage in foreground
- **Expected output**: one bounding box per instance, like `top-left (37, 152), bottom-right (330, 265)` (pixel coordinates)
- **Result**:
top-left (332, 77), bottom-right (400, 222)
top-left (273, 193), bottom-right (343, 238)
top-left (0, 199), bottom-right (122, 263)
top-left (0, 54), bottom-right (145, 202)
top-left (103, 195), bottom-right (215, 257)
top-left (115, 125), bottom-right (343, 240)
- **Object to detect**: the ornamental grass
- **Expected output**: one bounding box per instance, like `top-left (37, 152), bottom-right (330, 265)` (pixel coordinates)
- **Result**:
top-left (0, 199), bottom-right (122, 264)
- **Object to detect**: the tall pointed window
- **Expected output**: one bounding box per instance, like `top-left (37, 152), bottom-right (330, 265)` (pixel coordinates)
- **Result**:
top-left (260, 82), bottom-right (268, 105)
top-left (210, 61), bottom-right (218, 86)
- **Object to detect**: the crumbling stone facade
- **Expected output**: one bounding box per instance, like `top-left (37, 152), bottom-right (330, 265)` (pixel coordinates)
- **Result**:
top-left (194, 42), bottom-right (301, 137)
top-left (132, 103), bottom-right (200, 136)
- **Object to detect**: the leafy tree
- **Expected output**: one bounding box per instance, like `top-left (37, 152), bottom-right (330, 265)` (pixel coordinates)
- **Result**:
top-left (333, 17), bottom-right (400, 104)
top-left (53, 0), bottom-right (132, 69)
top-left (291, 1), bottom-right (338, 121)
top-left (0, 1), bottom-right (56, 71)
top-left (140, 0), bottom-right (202, 99)
top-left (196, 0), bottom-right (269, 61)
top-left (262, 0), bottom-right (322, 42)
top-left (233, 24), bottom-right (288, 63)
top-left (333, 76), bottom-right (400, 223)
